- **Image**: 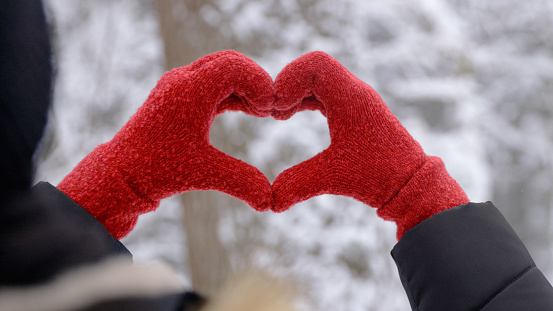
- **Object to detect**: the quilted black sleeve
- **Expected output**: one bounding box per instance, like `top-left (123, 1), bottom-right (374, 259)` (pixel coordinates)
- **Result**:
top-left (392, 202), bottom-right (553, 311)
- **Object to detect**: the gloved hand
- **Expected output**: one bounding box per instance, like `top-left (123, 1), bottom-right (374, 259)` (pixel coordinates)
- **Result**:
top-left (58, 51), bottom-right (275, 239)
top-left (271, 51), bottom-right (469, 239)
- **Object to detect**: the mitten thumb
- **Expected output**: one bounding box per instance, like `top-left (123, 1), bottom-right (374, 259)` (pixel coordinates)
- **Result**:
top-left (271, 150), bottom-right (337, 212)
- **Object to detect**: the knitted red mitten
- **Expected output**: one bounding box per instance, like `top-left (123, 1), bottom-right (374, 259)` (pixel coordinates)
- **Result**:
top-left (271, 51), bottom-right (469, 240)
top-left (58, 51), bottom-right (275, 239)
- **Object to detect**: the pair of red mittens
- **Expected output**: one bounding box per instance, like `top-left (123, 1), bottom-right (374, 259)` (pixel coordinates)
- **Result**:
top-left (58, 51), bottom-right (468, 240)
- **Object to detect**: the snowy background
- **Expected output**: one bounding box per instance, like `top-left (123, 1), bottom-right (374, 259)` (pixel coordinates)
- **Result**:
top-left (36, 0), bottom-right (553, 310)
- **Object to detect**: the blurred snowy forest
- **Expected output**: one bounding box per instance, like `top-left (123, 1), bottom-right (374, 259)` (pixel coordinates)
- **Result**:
top-left (35, 0), bottom-right (553, 310)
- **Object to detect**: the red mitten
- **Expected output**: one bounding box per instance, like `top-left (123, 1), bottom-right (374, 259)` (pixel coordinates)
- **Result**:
top-left (58, 51), bottom-right (275, 239)
top-left (271, 51), bottom-right (469, 240)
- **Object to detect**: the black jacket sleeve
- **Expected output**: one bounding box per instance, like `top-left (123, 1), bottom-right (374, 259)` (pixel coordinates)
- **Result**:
top-left (392, 202), bottom-right (553, 311)
top-left (0, 182), bottom-right (131, 285)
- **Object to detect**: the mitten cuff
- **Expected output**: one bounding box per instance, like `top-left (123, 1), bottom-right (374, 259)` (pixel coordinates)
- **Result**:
top-left (376, 156), bottom-right (469, 240)
top-left (57, 144), bottom-right (159, 239)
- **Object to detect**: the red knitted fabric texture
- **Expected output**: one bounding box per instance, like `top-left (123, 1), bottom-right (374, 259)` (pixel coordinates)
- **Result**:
top-left (58, 51), bottom-right (275, 239)
top-left (271, 51), bottom-right (469, 240)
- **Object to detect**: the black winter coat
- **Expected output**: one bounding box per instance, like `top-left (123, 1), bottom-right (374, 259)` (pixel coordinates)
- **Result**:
top-left (393, 202), bottom-right (553, 310)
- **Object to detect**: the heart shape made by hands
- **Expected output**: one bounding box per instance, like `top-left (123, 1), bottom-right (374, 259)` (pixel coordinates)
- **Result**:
top-left (59, 50), bottom-right (468, 240)
top-left (209, 50), bottom-right (430, 218)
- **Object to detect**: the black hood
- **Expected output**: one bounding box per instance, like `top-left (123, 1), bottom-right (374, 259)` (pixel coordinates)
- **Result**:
top-left (0, 0), bottom-right (53, 194)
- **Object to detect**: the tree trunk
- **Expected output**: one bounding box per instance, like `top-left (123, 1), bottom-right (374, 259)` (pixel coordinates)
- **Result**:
top-left (155, 0), bottom-right (234, 296)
